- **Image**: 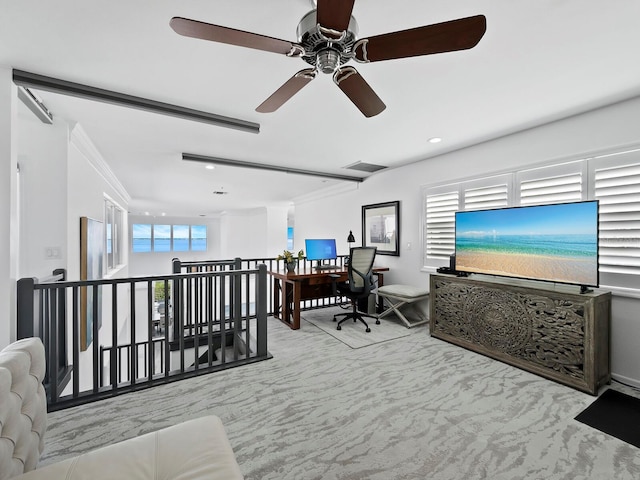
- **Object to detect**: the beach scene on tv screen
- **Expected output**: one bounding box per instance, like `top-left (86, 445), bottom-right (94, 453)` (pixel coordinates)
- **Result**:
top-left (455, 202), bottom-right (598, 286)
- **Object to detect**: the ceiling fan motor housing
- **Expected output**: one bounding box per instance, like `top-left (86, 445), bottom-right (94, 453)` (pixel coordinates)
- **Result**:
top-left (297, 10), bottom-right (359, 73)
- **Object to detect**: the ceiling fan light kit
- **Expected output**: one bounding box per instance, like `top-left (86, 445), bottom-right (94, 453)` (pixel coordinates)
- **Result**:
top-left (170, 0), bottom-right (486, 118)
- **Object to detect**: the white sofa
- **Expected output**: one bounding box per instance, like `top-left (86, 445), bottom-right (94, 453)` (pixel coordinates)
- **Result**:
top-left (0, 338), bottom-right (244, 479)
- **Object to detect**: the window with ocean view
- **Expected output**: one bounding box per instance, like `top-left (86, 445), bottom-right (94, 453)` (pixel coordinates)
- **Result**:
top-left (132, 224), bottom-right (152, 253)
top-left (153, 225), bottom-right (171, 252)
top-left (191, 225), bottom-right (207, 251)
top-left (132, 223), bottom-right (207, 253)
top-left (173, 225), bottom-right (190, 251)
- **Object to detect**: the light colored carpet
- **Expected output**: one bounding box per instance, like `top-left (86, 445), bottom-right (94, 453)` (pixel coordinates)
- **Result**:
top-left (40, 313), bottom-right (640, 479)
top-left (302, 306), bottom-right (412, 349)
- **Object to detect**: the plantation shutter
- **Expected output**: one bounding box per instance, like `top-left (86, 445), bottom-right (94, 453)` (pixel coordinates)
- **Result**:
top-left (464, 184), bottom-right (508, 211)
top-left (425, 190), bottom-right (459, 260)
top-left (518, 161), bottom-right (584, 206)
top-left (424, 175), bottom-right (509, 264)
top-left (594, 161), bottom-right (640, 275)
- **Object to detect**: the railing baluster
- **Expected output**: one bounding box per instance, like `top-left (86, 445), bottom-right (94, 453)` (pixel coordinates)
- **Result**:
top-left (130, 281), bottom-right (136, 386)
top-left (72, 286), bottom-right (80, 398)
top-left (163, 279), bottom-right (170, 377)
top-left (178, 276), bottom-right (185, 374)
top-left (207, 272), bottom-right (213, 367)
top-left (110, 283), bottom-right (118, 391)
top-left (245, 271), bottom-right (251, 360)
top-left (92, 284), bottom-right (99, 393)
top-left (219, 274), bottom-right (226, 366)
top-left (47, 289), bottom-right (59, 402)
top-left (193, 273), bottom-right (200, 372)
top-left (256, 264), bottom-right (268, 358)
top-left (147, 281), bottom-right (154, 382)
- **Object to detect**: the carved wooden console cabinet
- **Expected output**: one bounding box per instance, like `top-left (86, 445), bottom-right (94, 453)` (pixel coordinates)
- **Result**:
top-left (429, 274), bottom-right (611, 395)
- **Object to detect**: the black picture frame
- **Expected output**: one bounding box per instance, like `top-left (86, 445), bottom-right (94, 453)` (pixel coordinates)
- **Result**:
top-left (361, 201), bottom-right (400, 256)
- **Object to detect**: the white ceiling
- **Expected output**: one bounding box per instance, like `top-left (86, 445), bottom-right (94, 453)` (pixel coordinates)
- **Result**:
top-left (3, 0), bottom-right (640, 218)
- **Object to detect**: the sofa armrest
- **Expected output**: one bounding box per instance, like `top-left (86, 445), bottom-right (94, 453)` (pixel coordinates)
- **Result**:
top-left (0, 338), bottom-right (47, 480)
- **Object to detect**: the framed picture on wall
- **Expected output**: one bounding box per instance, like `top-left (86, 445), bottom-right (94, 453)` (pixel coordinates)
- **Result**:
top-left (362, 201), bottom-right (400, 256)
top-left (80, 216), bottom-right (104, 351)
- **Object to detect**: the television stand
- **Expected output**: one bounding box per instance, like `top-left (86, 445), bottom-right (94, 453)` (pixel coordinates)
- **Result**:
top-left (430, 273), bottom-right (611, 395)
top-left (580, 285), bottom-right (594, 294)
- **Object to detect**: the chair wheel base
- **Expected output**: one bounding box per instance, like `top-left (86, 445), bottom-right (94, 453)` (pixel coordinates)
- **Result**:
top-left (376, 320), bottom-right (380, 325)
top-left (365, 327), bottom-right (371, 333)
top-left (337, 325), bottom-right (342, 330)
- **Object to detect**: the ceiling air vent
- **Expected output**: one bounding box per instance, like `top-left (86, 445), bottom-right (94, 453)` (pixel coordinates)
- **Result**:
top-left (343, 161), bottom-right (387, 173)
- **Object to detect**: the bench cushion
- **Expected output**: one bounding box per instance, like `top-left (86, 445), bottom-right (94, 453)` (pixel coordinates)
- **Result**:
top-left (377, 284), bottom-right (428, 299)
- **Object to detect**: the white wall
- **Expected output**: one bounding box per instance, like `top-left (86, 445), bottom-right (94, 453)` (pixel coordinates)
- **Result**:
top-left (265, 206), bottom-right (289, 257)
top-left (0, 68), bottom-right (18, 347)
top-left (17, 103), bottom-right (68, 280)
top-left (294, 94), bottom-right (640, 387)
top-left (219, 206), bottom-right (288, 260)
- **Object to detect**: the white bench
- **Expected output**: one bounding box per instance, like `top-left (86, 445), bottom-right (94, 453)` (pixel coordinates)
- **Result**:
top-left (377, 284), bottom-right (429, 328)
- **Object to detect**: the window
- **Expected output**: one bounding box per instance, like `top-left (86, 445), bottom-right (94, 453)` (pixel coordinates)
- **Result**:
top-left (191, 225), bottom-right (207, 251)
top-left (173, 225), bottom-right (190, 252)
top-left (423, 175), bottom-right (508, 264)
top-left (287, 226), bottom-right (294, 251)
top-left (517, 161), bottom-right (584, 206)
top-left (132, 223), bottom-right (207, 253)
top-left (424, 189), bottom-right (458, 263)
top-left (104, 197), bottom-right (124, 272)
top-left (422, 150), bottom-right (640, 289)
top-left (132, 224), bottom-right (152, 253)
top-left (591, 153), bottom-right (640, 285)
top-left (153, 225), bottom-right (171, 252)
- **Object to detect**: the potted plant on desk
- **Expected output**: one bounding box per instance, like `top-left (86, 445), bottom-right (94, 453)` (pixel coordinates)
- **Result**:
top-left (278, 249), bottom-right (304, 272)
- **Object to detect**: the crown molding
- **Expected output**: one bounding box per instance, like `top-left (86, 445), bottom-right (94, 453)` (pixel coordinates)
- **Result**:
top-left (70, 124), bottom-right (131, 204)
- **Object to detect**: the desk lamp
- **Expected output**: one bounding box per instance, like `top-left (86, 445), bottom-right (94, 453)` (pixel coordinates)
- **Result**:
top-left (347, 230), bottom-right (355, 248)
top-left (346, 231), bottom-right (355, 266)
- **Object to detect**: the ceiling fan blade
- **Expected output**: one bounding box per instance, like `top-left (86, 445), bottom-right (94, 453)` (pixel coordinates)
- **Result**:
top-left (170, 17), bottom-right (303, 56)
top-left (354, 15), bottom-right (487, 63)
top-left (256, 69), bottom-right (317, 113)
top-left (316, 0), bottom-right (356, 34)
top-left (333, 67), bottom-right (386, 118)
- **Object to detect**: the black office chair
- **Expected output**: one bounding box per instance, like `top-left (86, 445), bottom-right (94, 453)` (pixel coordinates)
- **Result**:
top-left (331, 246), bottom-right (378, 332)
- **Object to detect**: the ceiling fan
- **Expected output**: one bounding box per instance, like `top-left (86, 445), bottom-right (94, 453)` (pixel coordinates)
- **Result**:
top-left (170, 0), bottom-right (486, 118)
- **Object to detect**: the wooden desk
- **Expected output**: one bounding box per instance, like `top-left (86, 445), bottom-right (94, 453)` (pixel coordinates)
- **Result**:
top-left (268, 266), bottom-right (388, 330)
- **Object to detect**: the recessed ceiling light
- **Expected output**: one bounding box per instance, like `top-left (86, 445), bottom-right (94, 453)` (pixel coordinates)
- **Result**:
top-left (144, 211), bottom-right (150, 216)
top-left (205, 165), bottom-right (215, 170)
top-left (428, 137), bottom-right (442, 144)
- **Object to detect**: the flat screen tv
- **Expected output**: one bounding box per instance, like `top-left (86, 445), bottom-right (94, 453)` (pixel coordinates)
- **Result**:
top-left (454, 200), bottom-right (599, 290)
top-left (305, 238), bottom-right (337, 268)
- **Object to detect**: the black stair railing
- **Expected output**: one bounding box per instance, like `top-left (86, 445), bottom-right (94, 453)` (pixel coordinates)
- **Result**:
top-left (17, 264), bottom-right (270, 411)
top-left (173, 255), bottom-right (349, 314)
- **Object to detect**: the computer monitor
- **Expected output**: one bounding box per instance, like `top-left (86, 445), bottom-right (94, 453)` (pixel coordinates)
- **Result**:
top-left (304, 238), bottom-right (337, 269)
